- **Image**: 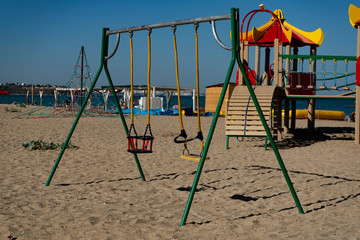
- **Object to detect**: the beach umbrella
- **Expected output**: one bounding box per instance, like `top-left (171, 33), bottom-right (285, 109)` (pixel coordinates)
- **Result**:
top-left (0, 89), bottom-right (10, 104)
top-left (0, 89), bottom-right (10, 95)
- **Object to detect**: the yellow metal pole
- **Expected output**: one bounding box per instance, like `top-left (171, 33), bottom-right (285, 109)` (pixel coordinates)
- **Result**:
top-left (129, 32), bottom-right (134, 125)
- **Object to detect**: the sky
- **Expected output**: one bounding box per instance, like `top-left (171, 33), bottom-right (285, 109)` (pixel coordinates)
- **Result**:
top-left (0, 0), bottom-right (359, 92)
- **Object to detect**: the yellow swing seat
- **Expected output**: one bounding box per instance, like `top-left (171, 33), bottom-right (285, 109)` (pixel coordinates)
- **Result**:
top-left (180, 154), bottom-right (210, 162)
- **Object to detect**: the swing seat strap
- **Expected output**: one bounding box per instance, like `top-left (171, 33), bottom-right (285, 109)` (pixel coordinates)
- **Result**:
top-left (174, 129), bottom-right (188, 143)
top-left (174, 130), bottom-right (203, 143)
top-left (141, 124), bottom-right (154, 140)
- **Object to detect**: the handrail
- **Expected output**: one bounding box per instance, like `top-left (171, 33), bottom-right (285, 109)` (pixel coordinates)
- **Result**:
top-left (211, 20), bottom-right (232, 50)
top-left (105, 33), bottom-right (120, 60)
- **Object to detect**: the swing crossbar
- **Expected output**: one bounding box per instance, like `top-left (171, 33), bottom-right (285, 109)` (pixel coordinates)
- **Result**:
top-left (106, 14), bottom-right (231, 36)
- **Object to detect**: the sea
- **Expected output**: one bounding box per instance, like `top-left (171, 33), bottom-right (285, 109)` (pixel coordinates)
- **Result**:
top-left (0, 93), bottom-right (205, 110)
top-left (0, 94), bottom-right (356, 118)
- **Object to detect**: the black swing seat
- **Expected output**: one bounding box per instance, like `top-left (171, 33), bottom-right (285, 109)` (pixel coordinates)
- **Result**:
top-left (127, 135), bottom-right (154, 154)
top-left (128, 148), bottom-right (153, 154)
top-left (127, 123), bottom-right (154, 154)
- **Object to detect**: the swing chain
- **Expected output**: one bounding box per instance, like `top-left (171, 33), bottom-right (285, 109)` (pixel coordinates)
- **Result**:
top-left (182, 142), bottom-right (189, 155)
top-left (171, 25), bottom-right (177, 34)
top-left (143, 124), bottom-right (154, 140)
top-left (194, 22), bottom-right (199, 32)
top-left (128, 123), bottom-right (138, 137)
top-left (147, 28), bottom-right (152, 35)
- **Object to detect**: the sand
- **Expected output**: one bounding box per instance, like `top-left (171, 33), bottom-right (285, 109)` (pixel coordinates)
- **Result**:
top-left (1, 104), bottom-right (360, 239)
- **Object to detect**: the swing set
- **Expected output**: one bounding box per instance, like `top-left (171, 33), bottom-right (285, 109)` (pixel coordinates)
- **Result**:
top-left (45, 8), bottom-right (306, 226)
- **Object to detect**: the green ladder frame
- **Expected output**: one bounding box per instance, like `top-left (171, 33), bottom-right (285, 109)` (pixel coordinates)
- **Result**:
top-left (45, 28), bottom-right (146, 186)
top-left (180, 8), bottom-right (304, 226)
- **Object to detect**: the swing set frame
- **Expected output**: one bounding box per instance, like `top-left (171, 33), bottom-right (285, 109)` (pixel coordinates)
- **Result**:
top-left (45, 8), bottom-right (304, 227)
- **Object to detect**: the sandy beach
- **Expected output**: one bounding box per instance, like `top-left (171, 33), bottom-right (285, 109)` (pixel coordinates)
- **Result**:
top-left (1, 104), bottom-right (360, 239)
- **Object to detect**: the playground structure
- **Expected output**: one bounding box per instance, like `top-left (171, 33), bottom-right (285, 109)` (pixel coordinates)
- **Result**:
top-left (44, 5), bottom-right (360, 226)
top-left (226, 5), bottom-right (360, 149)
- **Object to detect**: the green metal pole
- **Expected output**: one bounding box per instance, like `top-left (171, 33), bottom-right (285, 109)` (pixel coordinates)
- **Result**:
top-left (103, 56), bottom-right (146, 181)
top-left (180, 8), bottom-right (239, 226)
top-left (236, 35), bottom-right (304, 214)
top-left (45, 28), bottom-right (108, 186)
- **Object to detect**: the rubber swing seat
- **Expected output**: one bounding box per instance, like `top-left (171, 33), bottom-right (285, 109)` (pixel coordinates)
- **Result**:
top-left (127, 149), bottom-right (153, 154)
top-left (127, 135), bottom-right (154, 154)
top-left (180, 154), bottom-right (210, 162)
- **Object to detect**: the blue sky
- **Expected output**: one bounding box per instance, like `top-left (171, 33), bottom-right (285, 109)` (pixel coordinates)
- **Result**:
top-left (0, 0), bottom-right (358, 92)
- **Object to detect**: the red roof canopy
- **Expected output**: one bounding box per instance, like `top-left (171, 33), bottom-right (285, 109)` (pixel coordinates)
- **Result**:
top-left (241, 9), bottom-right (324, 47)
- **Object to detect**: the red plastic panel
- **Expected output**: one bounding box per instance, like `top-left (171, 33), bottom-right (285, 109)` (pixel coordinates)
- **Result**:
top-left (287, 72), bottom-right (315, 95)
top-left (356, 56), bottom-right (360, 86)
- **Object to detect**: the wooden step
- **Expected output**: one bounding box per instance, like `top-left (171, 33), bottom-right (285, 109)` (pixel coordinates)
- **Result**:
top-left (227, 110), bottom-right (270, 116)
top-left (231, 86), bottom-right (276, 95)
top-left (230, 96), bottom-right (273, 100)
top-left (225, 130), bottom-right (268, 136)
top-left (226, 115), bottom-right (270, 121)
top-left (228, 99), bottom-right (272, 104)
top-left (228, 106), bottom-right (271, 111)
top-left (226, 125), bottom-right (266, 131)
top-left (228, 104), bottom-right (272, 109)
top-left (225, 120), bottom-right (264, 125)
